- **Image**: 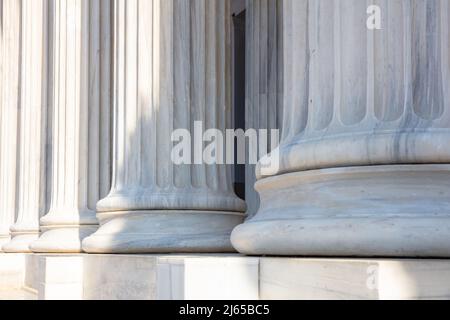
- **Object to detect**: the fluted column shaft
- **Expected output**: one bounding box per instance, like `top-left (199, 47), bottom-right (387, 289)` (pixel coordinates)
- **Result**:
top-left (3, 0), bottom-right (49, 252)
top-left (0, 0), bottom-right (21, 249)
top-left (232, 0), bottom-right (450, 256)
top-left (83, 0), bottom-right (245, 253)
top-left (31, 0), bottom-right (112, 253)
top-left (263, 0), bottom-right (450, 177)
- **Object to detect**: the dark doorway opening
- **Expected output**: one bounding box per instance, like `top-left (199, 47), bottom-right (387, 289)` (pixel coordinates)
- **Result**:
top-left (232, 10), bottom-right (246, 201)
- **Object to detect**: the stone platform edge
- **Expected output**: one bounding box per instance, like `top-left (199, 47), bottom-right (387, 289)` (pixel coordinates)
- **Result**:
top-left (1, 254), bottom-right (450, 300)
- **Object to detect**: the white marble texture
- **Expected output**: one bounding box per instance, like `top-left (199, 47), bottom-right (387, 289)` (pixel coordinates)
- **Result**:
top-left (27, 254), bottom-right (258, 300)
top-left (37, 255), bottom-right (84, 300)
top-left (156, 256), bottom-right (259, 300)
top-left (3, 0), bottom-right (48, 253)
top-left (260, 258), bottom-right (450, 300)
top-left (30, 0), bottom-right (112, 253)
top-left (0, 0), bottom-right (21, 250)
top-left (232, 0), bottom-right (450, 256)
top-left (0, 254), bottom-right (26, 290)
top-left (82, 0), bottom-right (245, 253)
top-left (0, 288), bottom-right (37, 300)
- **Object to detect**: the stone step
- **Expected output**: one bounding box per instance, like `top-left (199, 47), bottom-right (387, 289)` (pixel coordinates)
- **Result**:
top-left (1, 253), bottom-right (450, 300)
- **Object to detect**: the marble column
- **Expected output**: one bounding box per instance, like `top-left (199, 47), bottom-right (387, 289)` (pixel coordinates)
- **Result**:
top-left (2, 0), bottom-right (48, 253)
top-left (83, 0), bottom-right (246, 253)
top-left (245, 0), bottom-right (283, 217)
top-left (30, 0), bottom-right (112, 253)
top-left (232, 0), bottom-right (450, 256)
top-left (0, 0), bottom-right (21, 249)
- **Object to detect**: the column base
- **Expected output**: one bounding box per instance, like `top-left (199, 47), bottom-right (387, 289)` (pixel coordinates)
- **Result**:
top-left (0, 235), bottom-right (11, 252)
top-left (30, 226), bottom-right (97, 253)
top-left (232, 165), bottom-right (450, 257)
top-left (82, 211), bottom-right (245, 253)
top-left (2, 233), bottom-right (39, 253)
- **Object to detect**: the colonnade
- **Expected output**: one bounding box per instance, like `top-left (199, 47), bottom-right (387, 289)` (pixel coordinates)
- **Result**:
top-left (1, 0), bottom-right (449, 257)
